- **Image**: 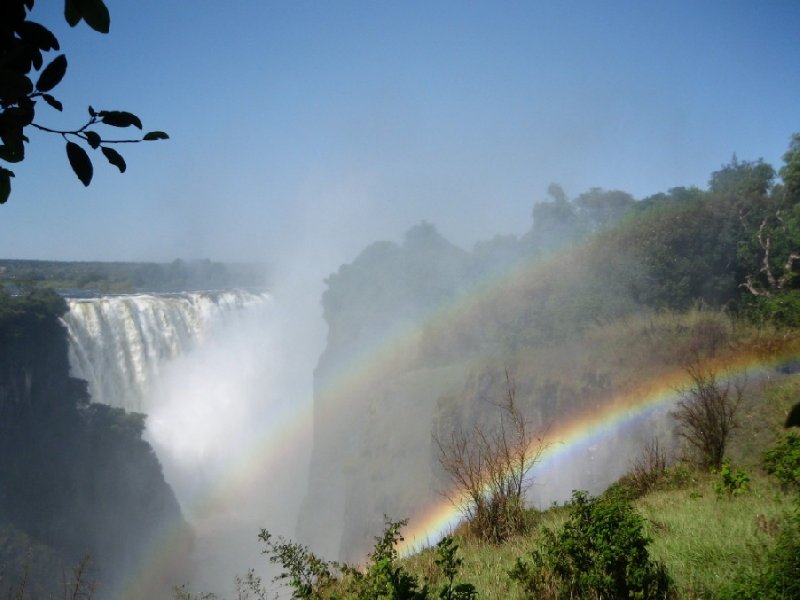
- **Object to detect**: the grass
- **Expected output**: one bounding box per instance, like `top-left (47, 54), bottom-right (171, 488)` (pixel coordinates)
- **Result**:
top-left (636, 471), bottom-right (794, 598)
top-left (397, 361), bottom-right (800, 599)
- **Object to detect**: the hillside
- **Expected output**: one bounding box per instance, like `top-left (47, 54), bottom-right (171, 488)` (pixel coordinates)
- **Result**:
top-left (295, 135), bottom-right (800, 565)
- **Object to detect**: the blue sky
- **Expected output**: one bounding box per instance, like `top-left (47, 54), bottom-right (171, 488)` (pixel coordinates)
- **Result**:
top-left (2, 0), bottom-right (799, 274)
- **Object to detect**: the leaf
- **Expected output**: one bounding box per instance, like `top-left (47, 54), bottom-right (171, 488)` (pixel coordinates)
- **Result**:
top-left (143, 131), bottom-right (169, 141)
top-left (101, 146), bottom-right (126, 173)
top-left (30, 49), bottom-right (43, 71)
top-left (36, 54), bottom-right (67, 92)
top-left (64, 0), bottom-right (81, 27)
top-left (66, 141), bottom-right (93, 186)
top-left (16, 21), bottom-right (60, 51)
top-left (0, 70), bottom-right (33, 101)
top-left (88, 105), bottom-right (96, 117)
top-left (98, 110), bottom-right (142, 129)
top-left (75, 0), bottom-right (110, 33)
top-left (0, 168), bottom-right (13, 204)
top-left (85, 130), bottom-right (101, 149)
top-left (0, 143), bottom-right (25, 164)
top-left (41, 94), bottom-right (63, 111)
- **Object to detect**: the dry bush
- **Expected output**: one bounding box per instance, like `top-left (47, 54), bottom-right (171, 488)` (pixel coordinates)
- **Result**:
top-left (628, 437), bottom-right (669, 496)
top-left (434, 370), bottom-right (544, 543)
top-left (672, 363), bottom-right (743, 470)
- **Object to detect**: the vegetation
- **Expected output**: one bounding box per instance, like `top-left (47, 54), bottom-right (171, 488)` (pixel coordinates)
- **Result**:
top-left (0, 0), bottom-right (168, 203)
top-left (510, 490), bottom-right (670, 599)
top-left (0, 258), bottom-right (268, 293)
top-left (671, 364), bottom-right (743, 470)
top-left (434, 371), bottom-right (543, 543)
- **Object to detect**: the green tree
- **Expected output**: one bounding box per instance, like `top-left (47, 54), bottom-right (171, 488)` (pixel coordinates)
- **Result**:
top-left (0, 0), bottom-right (168, 203)
top-left (510, 491), bottom-right (671, 600)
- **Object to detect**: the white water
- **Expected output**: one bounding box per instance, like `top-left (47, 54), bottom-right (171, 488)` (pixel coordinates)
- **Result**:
top-left (62, 290), bottom-right (270, 413)
top-left (61, 289), bottom-right (312, 596)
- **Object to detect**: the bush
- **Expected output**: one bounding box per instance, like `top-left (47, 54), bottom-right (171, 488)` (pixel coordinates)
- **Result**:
top-left (722, 500), bottom-right (800, 599)
top-left (256, 519), bottom-right (474, 600)
top-left (509, 490), bottom-right (671, 599)
top-left (434, 371), bottom-right (544, 543)
top-left (715, 461), bottom-right (750, 496)
top-left (671, 364), bottom-right (742, 470)
top-left (763, 433), bottom-right (800, 490)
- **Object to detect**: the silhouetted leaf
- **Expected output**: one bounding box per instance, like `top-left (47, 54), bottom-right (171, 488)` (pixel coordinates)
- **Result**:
top-left (0, 70), bottom-right (33, 100)
top-left (64, 0), bottom-right (81, 27)
top-left (16, 21), bottom-right (59, 51)
top-left (98, 110), bottom-right (142, 129)
top-left (66, 141), bottom-right (92, 186)
top-left (143, 131), bottom-right (169, 141)
top-left (0, 168), bottom-right (13, 204)
top-left (101, 146), bottom-right (126, 173)
top-left (41, 94), bottom-right (63, 111)
top-left (88, 105), bottom-right (96, 117)
top-left (36, 54), bottom-right (67, 92)
top-left (30, 49), bottom-right (43, 71)
top-left (0, 143), bottom-right (25, 164)
top-left (85, 131), bottom-right (101, 149)
top-left (4, 104), bottom-right (35, 128)
top-left (76, 0), bottom-right (110, 33)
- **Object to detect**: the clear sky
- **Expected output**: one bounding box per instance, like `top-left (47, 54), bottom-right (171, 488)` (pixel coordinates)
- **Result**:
top-left (2, 0), bottom-right (799, 274)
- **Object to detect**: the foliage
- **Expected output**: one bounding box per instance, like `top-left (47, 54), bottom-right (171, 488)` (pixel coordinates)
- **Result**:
top-left (714, 460), bottom-right (750, 496)
top-left (345, 518), bottom-right (429, 600)
top-left (763, 433), bottom-right (800, 490)
top-left (617, 437), bottom-right (670, 499)
top-left (671, 364), bottom-right (742, 470)
top-left (434, 371), bottom-right (543, 543)
top-left (258, 530), bottom-right (339, 599)
top-left (743, 290), bottom-right (800, 327)
top-left (433, 537), bottom-right (476, 600)
top-left (721, 500), bottom-right (800, 600)
top-left (509, 490), bottom-right (671, 600)
top-left (0, 0), bottom-right (168, 203)
top-left (259, 519), bottom-right (476, 600)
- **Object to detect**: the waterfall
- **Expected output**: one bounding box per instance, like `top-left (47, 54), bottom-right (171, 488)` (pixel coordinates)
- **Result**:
top-left (60, 287), bottom-right (311, 592)
top-left (61, 289), bottom-right (270, 413)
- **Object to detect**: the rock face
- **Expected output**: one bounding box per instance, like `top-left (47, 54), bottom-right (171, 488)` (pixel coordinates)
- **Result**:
top-left (296, 224), bottom-right (477, 561)
top-left (0, 290), bottom-right (190, 599)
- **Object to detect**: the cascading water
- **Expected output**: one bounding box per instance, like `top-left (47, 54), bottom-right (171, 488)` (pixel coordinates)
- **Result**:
top-left (60, 289), bottom-right (312, 595)
top-left (62, 290), bottom-right (270, 413)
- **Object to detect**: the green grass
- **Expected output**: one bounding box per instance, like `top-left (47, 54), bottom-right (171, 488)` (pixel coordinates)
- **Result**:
top-left (398, 369), bottom-right (800, 600)
top-left (636, 472), bottom-right (794, 598)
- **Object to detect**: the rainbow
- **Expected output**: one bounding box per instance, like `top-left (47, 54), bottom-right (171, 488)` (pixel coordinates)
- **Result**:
top-left (398, 347), bottom-right (800, 554)
top-left (109, 243), bottom-right (800, 598)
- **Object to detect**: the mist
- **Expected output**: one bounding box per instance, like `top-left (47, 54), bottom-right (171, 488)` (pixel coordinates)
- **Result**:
top-left (2, 1), bottom-right (800, 598)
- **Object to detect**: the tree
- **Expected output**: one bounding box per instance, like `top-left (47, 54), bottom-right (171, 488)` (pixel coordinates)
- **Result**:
top-left (509, 490), bottom-right (671, 599)
top-left (0, 0), bottom-right (168, 203)
top-left (735, 135), bottom-right (800, 301)
top-left (671, 363), bottom-right (743, 470)
top-left (433, 370), bottom-right (544, 542)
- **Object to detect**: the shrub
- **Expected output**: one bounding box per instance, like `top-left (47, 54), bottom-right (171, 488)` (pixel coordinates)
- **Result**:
top-left (671, 364), bottom-right (742, 470)
top-left (722, 500), bottom-right (800, 599)
top-left (763, 433), bottom-right (800, 490)
top-left (509, 490), bottom-right (671, 599)
top-left (258, 529), bottom-right (339, 599)
top-left (434, 371), bottom-right (544, 543)
top-left (715, 461), bottom-right (750, 496)
top-left (257, 519), bottom-right (474, 600)
top-left (614, 437), bottom-right (670, 499)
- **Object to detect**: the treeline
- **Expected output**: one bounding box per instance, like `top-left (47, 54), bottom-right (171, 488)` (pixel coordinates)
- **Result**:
top-left (0, 289), bottom-right (191, 599)
top-left (301, 132), bottom-right (800, 561)
top-left (323, 135), bottom-right (800, 360)
top-left (0, 258), bottom-right (269, 294)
